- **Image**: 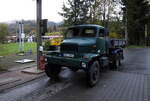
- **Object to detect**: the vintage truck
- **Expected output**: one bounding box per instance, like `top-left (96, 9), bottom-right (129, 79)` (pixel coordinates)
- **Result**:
top-left (44, 24), bottom-right (125, 87)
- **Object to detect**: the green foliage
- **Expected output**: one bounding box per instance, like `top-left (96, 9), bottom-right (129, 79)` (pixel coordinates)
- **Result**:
top-left (0, 42), bottom-right (37, 56)
top-left (109, 32), bottom-right (118, 38)
top-left (48, 24), bottom-right (58, 33)
top-left (59, 0), bottom-right (93, 25)
top-left (109, 32), bottom-right (122, 38)
top-left (122, 0), bottom-right (150, 45)
top-left (46, 32), bottom-right (63, 36)
top-left (126, 45), bottom-right (149, 48)
top-left (60, 0), bottom-right (124, 38)
top-left (60, 0), bottom-right (121, 26)
top-left (0, 24), bottom-right (9, 43)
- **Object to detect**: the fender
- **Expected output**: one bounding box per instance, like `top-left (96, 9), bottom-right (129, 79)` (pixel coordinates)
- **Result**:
top-left (111, 48), bottom-right (123, 55)
top-left (82, 53), bottom-right (100, 62)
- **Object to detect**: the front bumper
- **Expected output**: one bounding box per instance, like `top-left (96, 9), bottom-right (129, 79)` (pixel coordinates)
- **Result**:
top-left (45, 55), bottom-right (88, 69)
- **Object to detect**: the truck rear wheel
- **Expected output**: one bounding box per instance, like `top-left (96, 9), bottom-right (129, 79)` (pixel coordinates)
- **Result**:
top-left (87, 61), bottom-right (100, 87)
top-left (45, 63), bottom-right (61, 80)
top-left (110, 59), bottom-right (120, 70)
top-left (114, 59), bottom-right (120, 69)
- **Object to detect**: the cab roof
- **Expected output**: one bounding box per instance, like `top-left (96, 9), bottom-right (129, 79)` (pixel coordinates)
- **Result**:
top-left (69, 24), bottom-right (105, 29)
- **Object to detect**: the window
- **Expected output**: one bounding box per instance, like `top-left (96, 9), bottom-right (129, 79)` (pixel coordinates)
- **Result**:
top-left (65, 27), bottom-right (97, 38)
top-left (65, 28), bottom-right (80, 38)
top-left (81, 28), bottom-right (96, 37)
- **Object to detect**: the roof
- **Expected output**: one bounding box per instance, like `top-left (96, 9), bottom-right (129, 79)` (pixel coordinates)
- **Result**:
top-left (69, 24), bottom-right (105, 29)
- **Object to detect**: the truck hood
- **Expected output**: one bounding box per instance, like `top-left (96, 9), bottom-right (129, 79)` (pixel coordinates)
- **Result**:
top-left (61, 38), bottom-right (97, 46)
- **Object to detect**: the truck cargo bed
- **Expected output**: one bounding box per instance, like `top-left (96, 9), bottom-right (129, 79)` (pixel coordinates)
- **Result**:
top-left (110, 39), bottom-right (126, 47)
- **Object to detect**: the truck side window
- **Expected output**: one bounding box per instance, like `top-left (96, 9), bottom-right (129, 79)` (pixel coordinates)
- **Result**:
top-left (99, 29), bottom-right (104, 37)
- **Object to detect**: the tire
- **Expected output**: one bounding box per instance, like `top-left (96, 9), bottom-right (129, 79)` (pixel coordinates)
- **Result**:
top-left (87, 61), bottom-right (100, 87)
top-left (110, 53), bottom-right (121, 70)
top-left (110, 59), bottom-right (120, 70)
top-left (115, 59), bottom-right (120, 69)
top-left (45, 63), bottom-right (61, 80)
top-left (119, 59), bottom-right (121, 66)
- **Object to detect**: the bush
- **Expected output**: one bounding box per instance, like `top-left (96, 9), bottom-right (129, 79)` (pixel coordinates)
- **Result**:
top-left (46, 32), bottom-right (63, 36)
top-left (0, 24), bottom-right (9, 43)
top-left (109, 32), bottom-right (122, 39)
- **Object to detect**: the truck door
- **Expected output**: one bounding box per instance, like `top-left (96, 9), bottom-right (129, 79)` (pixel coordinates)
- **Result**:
top-left (96, 28), bottom-right (106, 55)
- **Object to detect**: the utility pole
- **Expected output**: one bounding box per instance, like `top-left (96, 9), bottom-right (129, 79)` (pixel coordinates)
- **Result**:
top-left (36, 0), bottom-right (42, 69)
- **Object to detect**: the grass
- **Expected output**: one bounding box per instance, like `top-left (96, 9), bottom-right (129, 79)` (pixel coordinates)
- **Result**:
top-left (126, 45), bottom-right (149, 48)
top-left (0, 42), bottom-right (37, 56)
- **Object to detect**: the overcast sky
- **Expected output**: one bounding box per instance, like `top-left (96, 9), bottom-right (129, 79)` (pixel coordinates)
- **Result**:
top-left (0, 0), bottom-right (66, 23)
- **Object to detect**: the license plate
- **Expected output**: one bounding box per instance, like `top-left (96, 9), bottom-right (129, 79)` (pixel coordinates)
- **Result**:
top-left (63, 53), bottom-right (74, 58)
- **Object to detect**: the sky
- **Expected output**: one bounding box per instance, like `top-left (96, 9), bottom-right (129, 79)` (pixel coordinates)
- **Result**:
top-left (0, 0), bottom-right (66, 23)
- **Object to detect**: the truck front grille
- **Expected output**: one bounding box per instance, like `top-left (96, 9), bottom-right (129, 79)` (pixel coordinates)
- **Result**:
top-left (60, 44), bottom-right (78, 52)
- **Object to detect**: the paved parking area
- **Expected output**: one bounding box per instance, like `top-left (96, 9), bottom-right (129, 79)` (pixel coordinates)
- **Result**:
top-left (42, 71), bottom-right (148, 101)
top-left (42, 48), bottom-right (150, 101)
top-left (0, 48), bottom-right (150, 101)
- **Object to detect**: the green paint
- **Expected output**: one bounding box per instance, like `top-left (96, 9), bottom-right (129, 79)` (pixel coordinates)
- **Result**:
top-left (45, 24), bottom-right (107, 69)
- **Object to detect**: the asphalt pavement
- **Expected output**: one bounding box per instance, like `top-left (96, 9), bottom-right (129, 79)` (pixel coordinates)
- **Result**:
top-left (43, 48), bottom-right (150, 101)
top-left (0, 48), bottom-right (150, 101)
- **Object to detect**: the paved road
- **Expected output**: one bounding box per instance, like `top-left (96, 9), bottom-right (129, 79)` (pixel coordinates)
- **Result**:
top-left (0, 48), bottom-right (150, 101)
top-left (43, 48), bottom-right (150, 101)
top-left (122, 48), bottom-right (150, 75)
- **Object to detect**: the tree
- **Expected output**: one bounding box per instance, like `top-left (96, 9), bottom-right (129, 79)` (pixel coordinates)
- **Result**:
top-left (88, 0), bottom-right (121, 27)
top-left (60, 0), bottom-right (125, 38)
top-left (0, 24), bottom-right (9, 43)
top-left (121, 0), bottom-right (150, 45)
top-left (89, 0), bottom-right (102, 24)
top-left (53, 24), bottom-right (57, 32)
top-left (59, 0), bottom-right (92, 25)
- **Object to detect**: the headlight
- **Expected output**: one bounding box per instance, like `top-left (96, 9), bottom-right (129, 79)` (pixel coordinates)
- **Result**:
top-left (97, 50), bottom-right (101, 53)
top-left (81, 62), bottom-right (86, 68)
top-left (44, 58), bottom-right (47, 62)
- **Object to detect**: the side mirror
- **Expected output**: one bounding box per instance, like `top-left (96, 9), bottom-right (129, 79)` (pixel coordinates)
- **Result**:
top-left (99, 29), bottom-right (104, 37)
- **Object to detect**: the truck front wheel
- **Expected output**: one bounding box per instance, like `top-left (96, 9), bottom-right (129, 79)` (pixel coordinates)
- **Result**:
top-left (87, 61), bottom-right (100, 87)
top-left (45, 63), bottom-right (61, 80)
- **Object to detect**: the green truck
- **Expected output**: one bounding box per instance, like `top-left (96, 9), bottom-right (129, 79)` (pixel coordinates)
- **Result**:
top-left (44, 24), bottom-right (125, 87)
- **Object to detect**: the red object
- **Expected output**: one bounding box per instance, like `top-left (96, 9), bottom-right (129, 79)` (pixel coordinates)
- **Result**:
top-left (40, 56), bottom-right (45, 70)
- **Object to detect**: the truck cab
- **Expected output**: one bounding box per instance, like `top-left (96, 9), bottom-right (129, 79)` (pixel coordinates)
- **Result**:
top-left (44, 24), bottom-right (124, 87)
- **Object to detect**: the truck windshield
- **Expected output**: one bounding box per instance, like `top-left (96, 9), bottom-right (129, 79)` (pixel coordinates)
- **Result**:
top-left (65, 27), bottom-right (96, 38)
